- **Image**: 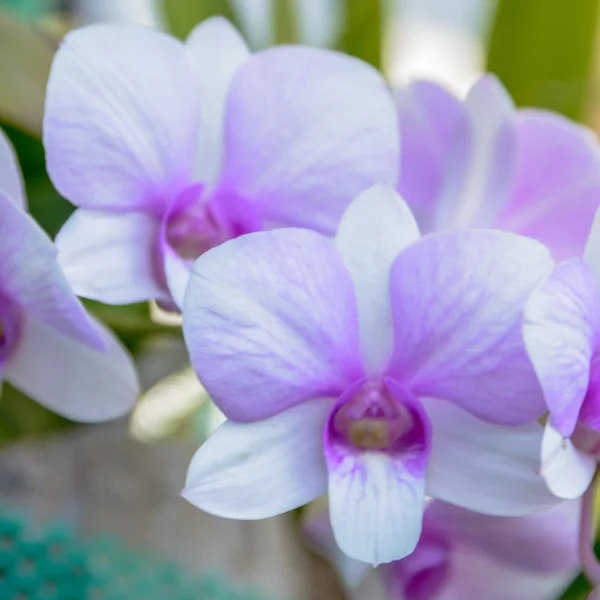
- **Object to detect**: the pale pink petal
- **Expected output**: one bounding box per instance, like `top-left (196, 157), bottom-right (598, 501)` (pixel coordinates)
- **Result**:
top-left (56, 208), bottom-right (168, 305)
top-left (523, 258), bottom-right (600, 435)
top-left (0, 193), bottom-right (102, 349)
top-left (334, 185), bottom-right (420, 375)
top-left (5, 315), bottom-right (138, 422)
top-left (540, 422), bottom-right (596, 499)
top-left (182, 229), bottom-right (362, 421)
top-left (185, 17), bottom-right (250, 187)
top-left (182, 398), bottom-right (333, 519)
top-left (0, 128), bottom-right (25, 208)
top-left (388, 230), bottom-right (553, 425)
top-left (217, 45), bottom-right (398, 234)
top-left (498, 110), bottom-right (600, 260)
top-left (425, 399), bottom-right (560, 515)
top-left (44, 24), bottom-right (199, 213)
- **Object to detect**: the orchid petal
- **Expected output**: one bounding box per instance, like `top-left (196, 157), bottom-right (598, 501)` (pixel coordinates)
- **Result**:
top-left (183, 398), bottom-right (332, 519)
top-left (183, 229), bottom-right (362, 421)
top-left (389, 230), bottom-right (553, 425)
top-left (185, 17), bottom-right (249, 187)
top-left (56, 208), bottom-right (168, 305)
top-left (335, 185), bottom-right (420, 375)
top-left (218, 45), bottom-right (398, 234)
top-left (0, 192), bottom-right (102, 349)
top-left (584, 204), bottom-right (600, 288)
top-left (425, 399), bottom-right (559, 515)
top-left (523, 258), bottom-right (600, 436)
top-left (0, 128), bottom-right (25, 208)
top-left (499, 110), bottom-right (600, 260)
top-left (394, 81), bottom-right (466, 231)
top-left (44, 24), bottom-right (199, 213)
top-left (5, 315), bottom-right (138, 422)
top-left (540, 422), bottom-right (596, 499)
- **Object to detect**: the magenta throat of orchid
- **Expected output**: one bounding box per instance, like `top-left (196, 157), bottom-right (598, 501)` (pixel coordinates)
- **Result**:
top-left (332, 382), bottom-right (420, 451)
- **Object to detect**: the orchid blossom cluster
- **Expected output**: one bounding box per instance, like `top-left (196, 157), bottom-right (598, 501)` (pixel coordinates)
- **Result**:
top-left (2, 13), bottom-right (600, 600)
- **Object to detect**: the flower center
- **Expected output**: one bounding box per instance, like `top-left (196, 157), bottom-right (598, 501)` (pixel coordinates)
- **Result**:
top-left (332, 382), bottom-right (415, 450)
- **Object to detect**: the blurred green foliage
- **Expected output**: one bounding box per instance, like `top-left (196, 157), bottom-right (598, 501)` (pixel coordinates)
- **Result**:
top-left (162, 0), bottom-right (239, 39)
top-left (336, 0), bottom-right (383, 69)
top-left (273, 0), bottom-right (298, 45)
top-left (487, 0), bottom-right (600, 121)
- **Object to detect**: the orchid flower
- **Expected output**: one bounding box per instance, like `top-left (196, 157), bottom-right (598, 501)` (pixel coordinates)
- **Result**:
top-left (396, 74), bottom-right (600, 259)
top-left (181, 184), bottom-right (559, 565)
top-left (44, 17), bottom-right (398, 309)
top-left (0, 128), bottom-right (138, 422)
top-left (305, 499), bottom-right (580, 600)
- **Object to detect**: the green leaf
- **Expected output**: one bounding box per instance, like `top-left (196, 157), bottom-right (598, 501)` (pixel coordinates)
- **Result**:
top-left (486, 0), bottom-right (600, 121)
top-left (0, 7), bottom-right (55, 135)
top-left (273, 0), bottom-right (298, 45)
top-left (336, 0), bottom-right (383, 69)
top-left (161, 0), bottom-right (239, 39)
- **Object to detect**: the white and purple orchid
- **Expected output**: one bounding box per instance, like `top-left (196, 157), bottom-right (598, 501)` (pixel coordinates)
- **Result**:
top-left (305, 499), bottom-right (580, 600)
top-left (181, 184), bottom-right (560, 565)
top-left (0, 129), bottom-right (138, 422)
top-left (396, 75), bottom-right (600, 259)
top-left (43, 17), bottom-right (398, 309)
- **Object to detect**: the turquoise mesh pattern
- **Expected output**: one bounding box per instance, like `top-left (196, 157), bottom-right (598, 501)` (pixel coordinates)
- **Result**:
top-left (0, 513), bottom-right (274, 600)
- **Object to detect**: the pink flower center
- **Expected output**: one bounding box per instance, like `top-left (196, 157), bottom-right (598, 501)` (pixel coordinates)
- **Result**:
top-left (332, 382), bottom-right (416, 451)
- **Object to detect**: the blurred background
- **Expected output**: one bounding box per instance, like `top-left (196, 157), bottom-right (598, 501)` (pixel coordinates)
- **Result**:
top-left (0, 1), bottom-right (598, 599)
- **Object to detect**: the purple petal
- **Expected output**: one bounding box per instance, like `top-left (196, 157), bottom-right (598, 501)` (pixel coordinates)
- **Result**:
top-left (523, 258), bottom-right (600, 436)
top-left (182, 398), bottom-right (332, 519)
top-left (394, 81), bottom-right (466, 231)
top-left (388, 230), bottom-right (553, 425)
top-left (498, 110), bottom-right (600, 260)
top-left (324, 381), bottom-right (431, 565)
top-left (540, 422), bottom-right (596, 499)
top-left (5, 315), bottom-right (138, 422)
top-left (185, 17), bottom-right (249, 187)
top-left (0, 128), bottom-right (25, 209)
top-left (427, 499), bottom-right (580, 573)
top-left (425, 399), bottom-right (560, 515)
top-left (585, 205), bottom-right (600, 288)
top-left (56, 208), bottom-right (168, 305)
top-left (0, 192), bottom-right (102, 349)
top-left (44, 24), bottom-right (200, 213)
top-left (334, 185), bottom-right (420, 375)
top-left (182, 228), bottom-right (362, 421)
top-left (432, 74), bottom-right (518, 231)
top-left (217, 45), bottom-right (398, 234)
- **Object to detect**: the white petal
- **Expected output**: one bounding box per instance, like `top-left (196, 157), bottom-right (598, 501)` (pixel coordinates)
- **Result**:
top-left (185, 17), bottom-right (250, 187)
top-left (183, 398), bottom-right (333, 519)
top-left (540, 423), bottom-right (596, 499)
top-left (5, 315), bottom-right (139, 422)
top-left (584, 204), bottom-right (600, 288)
top-left (56, 209), bottom-right (167, 305)
top-left (335, 185), bottom-right (420, 375)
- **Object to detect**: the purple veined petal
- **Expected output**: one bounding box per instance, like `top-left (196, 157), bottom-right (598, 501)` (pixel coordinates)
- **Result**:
top-left (426, 499), bottom-right (580, 574)
top-left (185, 17), bottom-right (250, 187)
top-left (5, 315), bottom-right (138, 422)
top-left (584, 205), bottom-right (600, 288)
top-left (523, 258), bottom-right (600, 436)
top-left (0, 128), bottom-right (26, 209)
top-left (388, 229), bottom-right (553, 425)
top-left (334, 185), bottom-right (420, 375)
top-left (325, 380), bottom-right (432, 565)
top-left (217, 45), bottom-right (398, 235)
top-left (394, 80), bottom-right (466, 232)
top-left (432, 74), bottom-right (518, 231)
top-left (44, 24), bottom-right (200, 214)
top-left (0, 192), bottom-right (103, 350)
top-left (56, 208), bottom-right (169, 305)
top-left (182, 398), bottom-right (333, 519)
top-left (498, 110), bottom-right (600, 261)
top-left (0, 296), bottom-right (21, 380)
top-left (182, 228), bottom-right (362, 421)
top-left (424, 399), bottom-right (560, 516)
top-left (434, 542), bottom-right (576, 600)
top-left (540, 422), bottom-right (596, 499)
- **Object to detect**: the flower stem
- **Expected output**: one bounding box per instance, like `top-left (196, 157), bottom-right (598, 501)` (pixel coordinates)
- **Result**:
top-left (581, 470), bottom-right (600, 588)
